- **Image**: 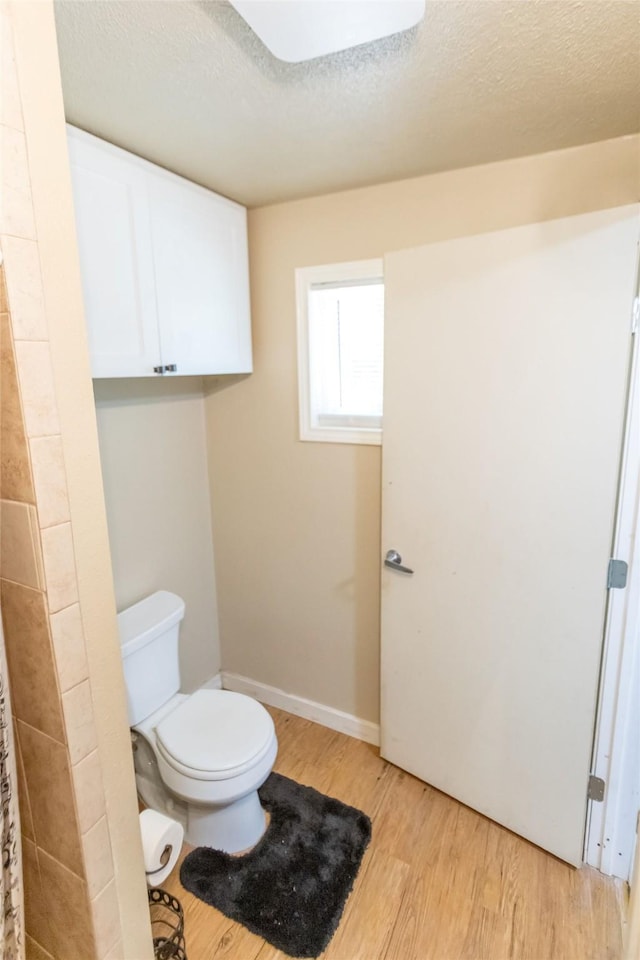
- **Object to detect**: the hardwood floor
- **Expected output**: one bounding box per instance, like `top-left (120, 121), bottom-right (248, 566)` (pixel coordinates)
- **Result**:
top-left (161, 707), bottom-right (625, 960)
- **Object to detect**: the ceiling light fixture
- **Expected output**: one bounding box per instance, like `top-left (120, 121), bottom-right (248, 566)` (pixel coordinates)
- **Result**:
top-left (229, 0), bottom-right (426, 63)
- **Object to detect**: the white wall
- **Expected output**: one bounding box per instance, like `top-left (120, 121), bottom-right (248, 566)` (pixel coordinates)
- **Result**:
top-left (94, 378), bottom-right (220, 691)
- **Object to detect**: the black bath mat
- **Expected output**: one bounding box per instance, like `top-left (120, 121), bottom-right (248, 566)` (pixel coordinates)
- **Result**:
top-left (179, 772), bottom-right (371, 958)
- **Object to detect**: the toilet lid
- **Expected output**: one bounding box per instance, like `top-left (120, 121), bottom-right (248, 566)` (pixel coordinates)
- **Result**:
top-left (155, 689), bottom-right (275, 778)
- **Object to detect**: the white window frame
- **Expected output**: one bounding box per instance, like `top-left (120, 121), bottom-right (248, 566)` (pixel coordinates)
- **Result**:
top-left (295, 258), bottom-right (384, 446)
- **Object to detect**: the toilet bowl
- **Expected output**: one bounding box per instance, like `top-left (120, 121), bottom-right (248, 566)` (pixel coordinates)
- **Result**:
top-left (118, 591), bottom-right (278, 853)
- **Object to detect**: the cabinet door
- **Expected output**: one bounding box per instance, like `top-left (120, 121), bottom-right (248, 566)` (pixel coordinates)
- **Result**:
top-left (67, 128), bottom-right (160, 377)
top-left (147, 172), bottom-right (252, 376)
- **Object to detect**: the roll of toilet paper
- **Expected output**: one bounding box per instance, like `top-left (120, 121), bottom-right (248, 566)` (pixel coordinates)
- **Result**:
top-left (139, 808), bottom-right (184, 887)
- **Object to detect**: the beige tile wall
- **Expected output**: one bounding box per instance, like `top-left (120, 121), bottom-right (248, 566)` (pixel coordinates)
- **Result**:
top-left (0, 8), bottom-right (120, 959)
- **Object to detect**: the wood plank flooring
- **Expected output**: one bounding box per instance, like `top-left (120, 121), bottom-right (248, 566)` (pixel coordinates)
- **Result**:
top-left (161, 707), bottom-right (625, 960)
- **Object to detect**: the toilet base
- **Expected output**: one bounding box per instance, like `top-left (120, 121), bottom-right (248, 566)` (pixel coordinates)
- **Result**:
top-left (186, 790), bottom-right (267, 853)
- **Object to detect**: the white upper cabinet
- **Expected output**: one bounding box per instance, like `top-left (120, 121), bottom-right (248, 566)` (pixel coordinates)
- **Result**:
top-left (67, 128), bottom-right (159, 377)
top-left (67, 125), bottom-right (252, 378)
top-left (147, 170), bottom-right (251, 377)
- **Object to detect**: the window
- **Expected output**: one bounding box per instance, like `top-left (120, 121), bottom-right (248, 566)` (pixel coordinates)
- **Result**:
top-left (296, 259), bottom-right (384, 445)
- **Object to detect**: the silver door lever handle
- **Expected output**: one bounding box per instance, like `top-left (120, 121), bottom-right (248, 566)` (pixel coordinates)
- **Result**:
top-left (384, 550), bottom-right (414, 575)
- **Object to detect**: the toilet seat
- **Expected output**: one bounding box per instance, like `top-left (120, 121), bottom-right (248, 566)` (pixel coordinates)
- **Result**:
top-left (155, 689), bottom-right (275, 781)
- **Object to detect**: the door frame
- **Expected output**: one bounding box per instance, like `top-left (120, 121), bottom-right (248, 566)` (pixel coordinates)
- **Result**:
top-left (585, 281), bottom-right (640, 880)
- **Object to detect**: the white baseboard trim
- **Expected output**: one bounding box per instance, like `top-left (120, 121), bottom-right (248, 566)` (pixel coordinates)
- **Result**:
top-left (220, 671), bottom-right (380, 747)
top-left (202, 673), bottom-right (223, 690)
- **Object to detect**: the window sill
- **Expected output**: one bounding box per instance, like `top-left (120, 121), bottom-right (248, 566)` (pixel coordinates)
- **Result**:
top-left (300, 425), bottom-right (382, 446)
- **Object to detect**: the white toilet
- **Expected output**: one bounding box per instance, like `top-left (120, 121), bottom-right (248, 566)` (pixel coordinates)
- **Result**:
top-left (118, 590), bottom-right (278, 853)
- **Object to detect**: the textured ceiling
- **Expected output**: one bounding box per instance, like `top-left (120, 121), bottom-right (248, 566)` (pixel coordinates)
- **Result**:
top-left (54, 0), bottom-right (640, 208)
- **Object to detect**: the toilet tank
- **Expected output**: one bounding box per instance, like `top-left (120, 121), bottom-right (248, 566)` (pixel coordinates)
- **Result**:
top-left (117, 591), bottom-right (185, 726)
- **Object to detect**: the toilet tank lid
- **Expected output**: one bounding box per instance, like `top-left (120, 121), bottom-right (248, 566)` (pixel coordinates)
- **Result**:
top-left (117, 591), bottom-right (185, 658)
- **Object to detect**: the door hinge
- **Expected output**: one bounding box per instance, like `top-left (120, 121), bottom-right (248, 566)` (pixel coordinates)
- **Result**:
top-left (632, 295), bottom-right (639, 334)
top-left (588, 775), bottom-right (606, 802)
top-left (607, 558), bottom-right (628, 589)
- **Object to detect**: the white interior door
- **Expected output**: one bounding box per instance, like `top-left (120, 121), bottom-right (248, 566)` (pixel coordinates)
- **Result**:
top-left (380, 206), bottom-right (639, 865)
